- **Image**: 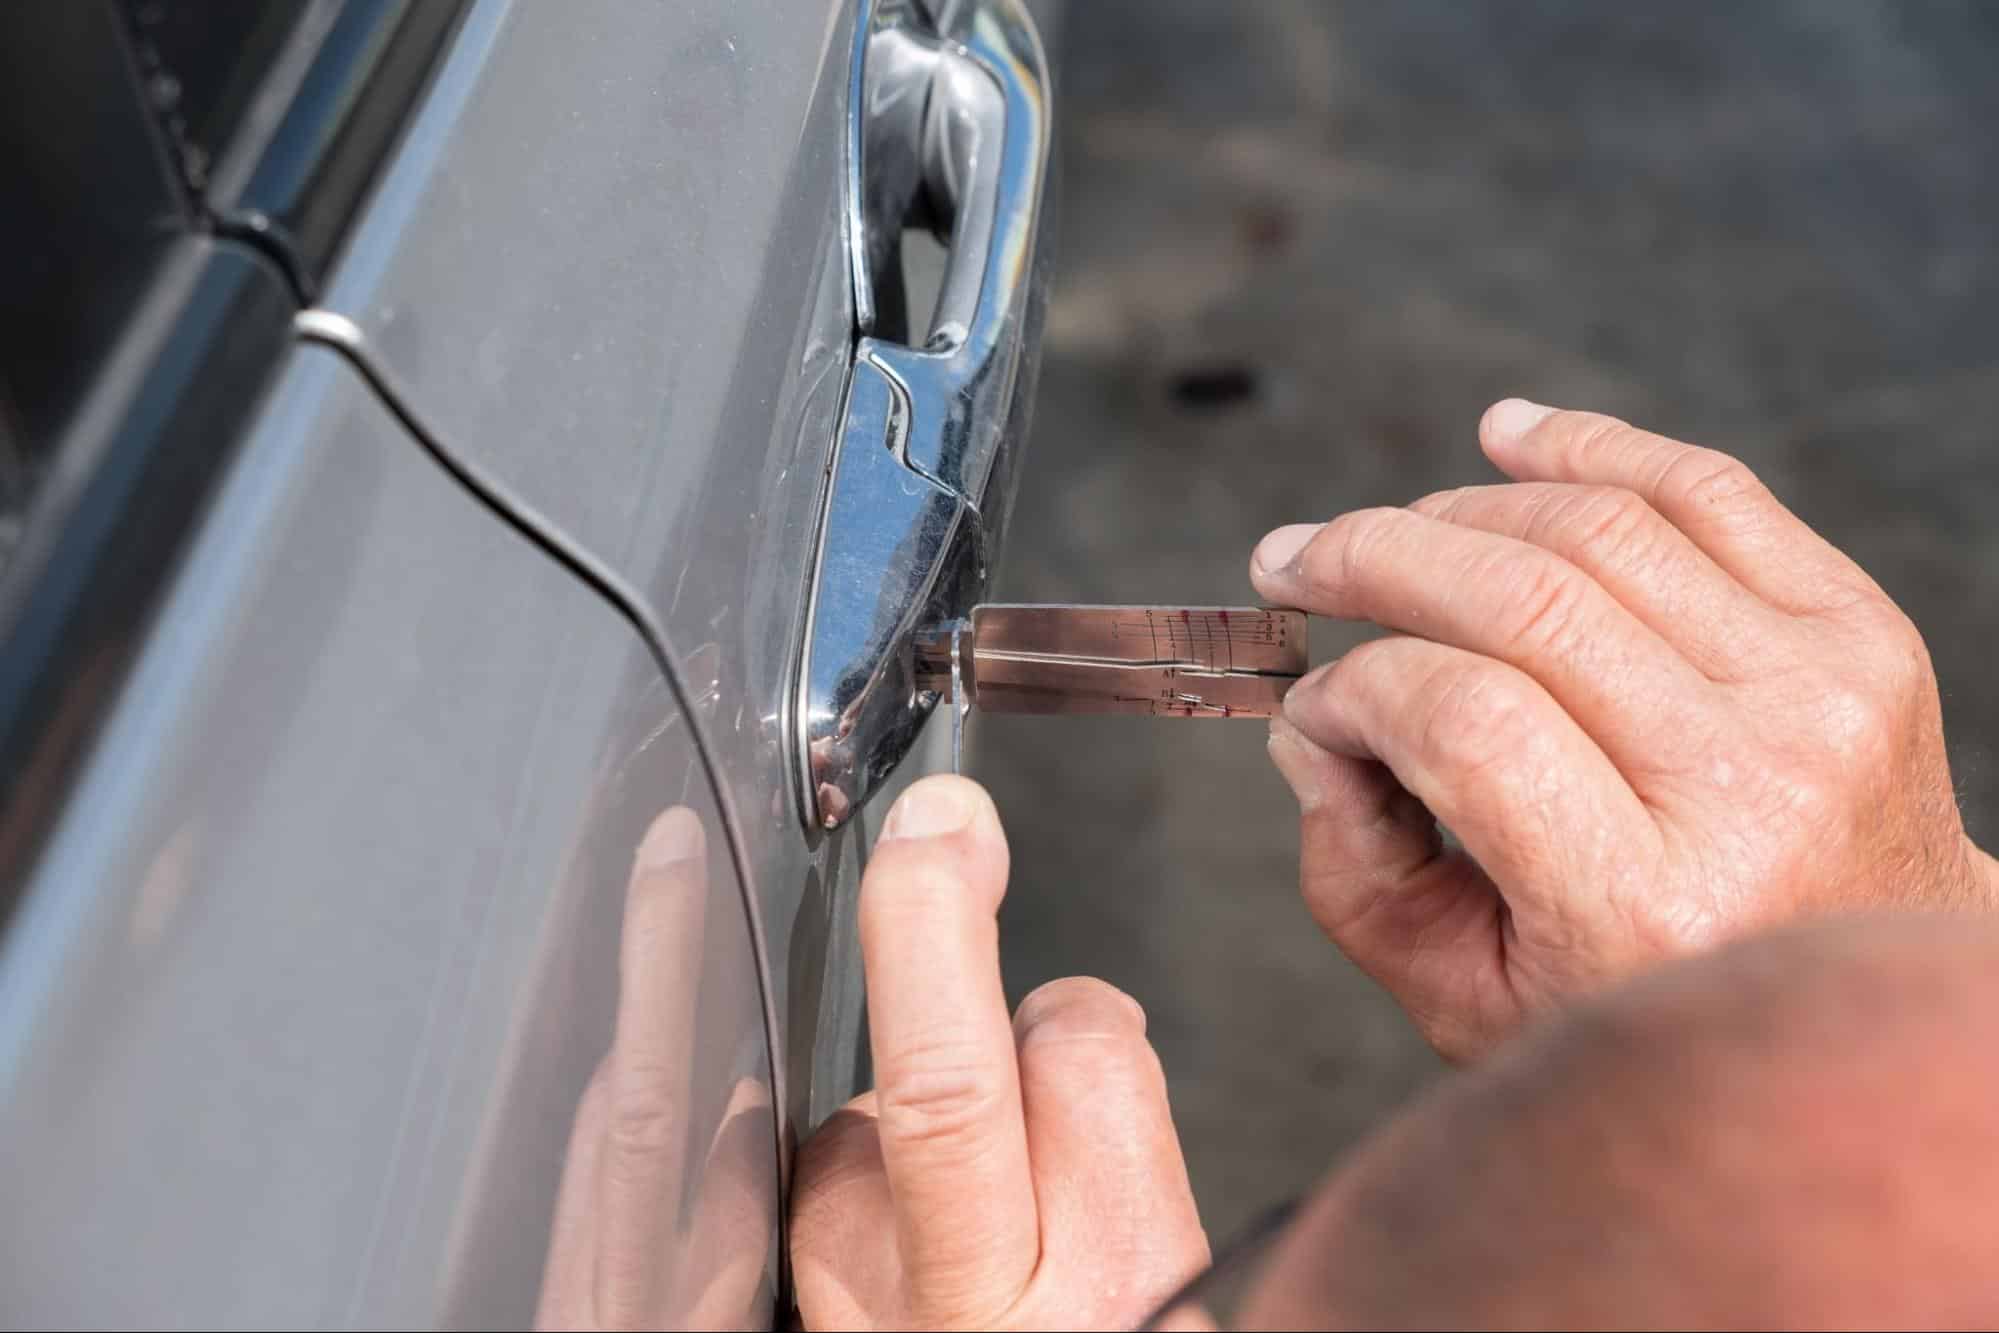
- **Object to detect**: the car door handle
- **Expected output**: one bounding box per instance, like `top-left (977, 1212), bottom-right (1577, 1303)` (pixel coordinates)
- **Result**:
top-left (792, 0), bottom-right (1050, 831)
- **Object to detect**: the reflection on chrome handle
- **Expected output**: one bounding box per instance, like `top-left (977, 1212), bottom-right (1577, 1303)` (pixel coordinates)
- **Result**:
top-left (794, 0), bottom-right (1051, 830)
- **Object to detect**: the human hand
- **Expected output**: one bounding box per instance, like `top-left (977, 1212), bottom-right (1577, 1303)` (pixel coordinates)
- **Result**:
top-left (790, 776), bottom-right (1209, 1330)
top-left (1253, 400), bottom-right (1999, 1061)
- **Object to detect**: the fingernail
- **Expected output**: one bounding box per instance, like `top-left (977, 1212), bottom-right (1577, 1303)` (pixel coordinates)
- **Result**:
top-left (1267, 717), bottom-right (1326, 809)
top-left (1253, 523), bottom-right (1322, 577)
top-left (1482, 398), bottom-right (1557, 445)
top-left (880, 778), bottom-right (977, 841)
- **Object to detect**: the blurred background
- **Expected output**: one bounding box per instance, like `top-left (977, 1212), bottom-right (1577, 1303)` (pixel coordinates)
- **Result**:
top-left (981, 0), bottom-right (1999, 1243)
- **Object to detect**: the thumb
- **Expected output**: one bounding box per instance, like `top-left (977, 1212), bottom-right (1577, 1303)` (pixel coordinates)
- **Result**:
top-left (1268, 718), bottom-right (1517, 1060)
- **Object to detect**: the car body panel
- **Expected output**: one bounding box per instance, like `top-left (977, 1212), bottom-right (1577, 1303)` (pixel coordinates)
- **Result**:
top-left (0, 347), bottom-right (776, 1327)
top-left (310, 0), bottom-right (869, 1138)
top-left (1, 0), bottom-right (1059, 1323)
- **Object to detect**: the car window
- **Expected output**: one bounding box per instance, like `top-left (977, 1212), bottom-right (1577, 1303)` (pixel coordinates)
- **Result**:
top-left (128, 0), bottom-right (468, 294)
top-left (0, 3), bottom-right (187, 582)
top-left (121, 0), bottom-right (317, 195)
top-left (0, 0), bottom-right (465, 586)
top-left (0, 0), bottom-right (462, 917)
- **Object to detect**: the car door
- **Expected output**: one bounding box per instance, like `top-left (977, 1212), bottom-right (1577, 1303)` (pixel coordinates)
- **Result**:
top-left (1, 343), bottom-right (777, 1328)
top-left (1, 0), bottom-right (1054, 1325)
top-left (298, 0), bottom-right (1057, 1140)
top-left (2, 5), bottom-right (777, 1328)
top-left (297, 1), bottom-right (867, 1153)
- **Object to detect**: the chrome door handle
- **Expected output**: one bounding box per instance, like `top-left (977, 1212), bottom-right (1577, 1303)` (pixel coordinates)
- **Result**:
top-left (793, 0), bottom-right (1050, 830)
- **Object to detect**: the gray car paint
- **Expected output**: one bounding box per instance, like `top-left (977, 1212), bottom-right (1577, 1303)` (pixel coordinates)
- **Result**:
top-left (2, 1), bottom-right (1055, 1322)
top-left (311, 0), bottom-right (874, 1145)
top-left (0, 348), bottom-right (776, 1327)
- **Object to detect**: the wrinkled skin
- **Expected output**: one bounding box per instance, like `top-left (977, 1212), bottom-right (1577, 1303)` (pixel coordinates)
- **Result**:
top-left (790, 778), bottom-right (1209, 1331)
top-left (785, 402), bottom-right (1999, 1328)
top-left (1257, 400), bottom-right (1998, 1059)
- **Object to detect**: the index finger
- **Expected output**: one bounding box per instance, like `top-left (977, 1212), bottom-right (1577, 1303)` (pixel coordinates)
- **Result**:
top-left (859, 775), bottom-right (1038, 1324)
top-left (1250, 504), bottom-right (1716, 782)
top-left (1479, 400), bottom-right (1877, 616)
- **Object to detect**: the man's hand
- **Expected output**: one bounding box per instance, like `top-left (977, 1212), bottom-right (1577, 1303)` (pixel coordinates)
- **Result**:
top-left (791, 776), bottom-right (1209, 1330)
top-left (1254, 400), bottom-right (1999, 1061)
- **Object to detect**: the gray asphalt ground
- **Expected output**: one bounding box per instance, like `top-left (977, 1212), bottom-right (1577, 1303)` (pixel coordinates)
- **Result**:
top-left (981, 0), bottom-right (1999, 1242)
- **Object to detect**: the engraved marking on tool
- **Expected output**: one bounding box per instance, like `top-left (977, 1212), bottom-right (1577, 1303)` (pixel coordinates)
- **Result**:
top-left (915, 605), bottom-right (1306, 718)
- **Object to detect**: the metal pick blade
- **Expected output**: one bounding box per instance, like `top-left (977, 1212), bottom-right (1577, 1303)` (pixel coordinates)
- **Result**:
top-left (949, 618), bottom-right (970, 773)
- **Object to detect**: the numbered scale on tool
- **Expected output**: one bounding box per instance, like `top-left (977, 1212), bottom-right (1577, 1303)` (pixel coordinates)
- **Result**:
top-left (915, 604), bottom-right (1309, 769)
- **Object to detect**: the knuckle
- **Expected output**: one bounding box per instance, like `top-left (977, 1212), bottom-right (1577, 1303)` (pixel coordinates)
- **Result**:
top-left (876, 1038), bottom-right (1012, 1153)
top-left (1324, 637), bottom-right (1409, 710)
top-left (1552, 410), bottom-right (1640, 462)
top-left (1490, 550), bottom-right (1592, 657)
top-left (1542, 485), bottom-right (1654, 565)
top-left (1824, 594), bottom-right (1932, 695)
top-left (1409, 485), bottom-right (1475, 523)
top-left (1311, 507), bottom-right (1403, 593)
top-left (1804, 569), bottom-right (1888, 620)
top-left (1811, 681), bottom-right (1896, 768)
top-left (1623, 890), bottom-right (1731, 959)
top-left (1014, 975), bottom-right (1147, 1041)
top-left (1751, 770), bottom-right (1845, 850)
top-left (1887, 618), bottom-right (1938, 695)
top-left (1849, 598), bottom-right (1932, 680)
top-left (1660, 447), bottom-right (1769, 518)
top-left (1419, 659), bottom-right (1538, 781)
